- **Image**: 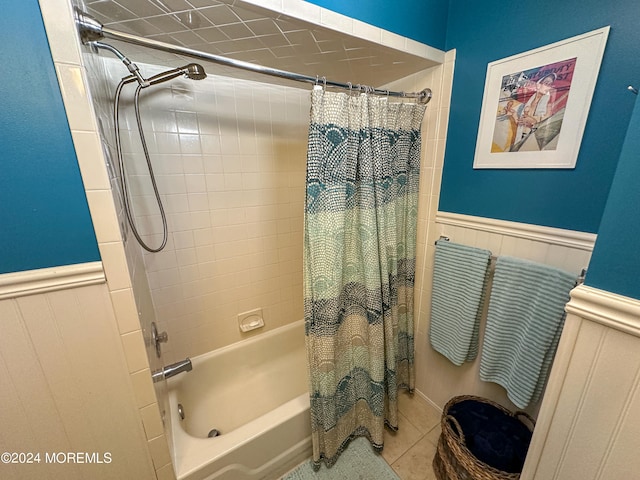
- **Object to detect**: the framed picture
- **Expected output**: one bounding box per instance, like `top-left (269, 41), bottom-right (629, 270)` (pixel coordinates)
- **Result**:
top-left (473, 26), bottom-right (610, 169)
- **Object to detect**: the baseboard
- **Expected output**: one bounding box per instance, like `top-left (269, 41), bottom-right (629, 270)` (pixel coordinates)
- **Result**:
top-left (414, 388), bottom-right (443, 413)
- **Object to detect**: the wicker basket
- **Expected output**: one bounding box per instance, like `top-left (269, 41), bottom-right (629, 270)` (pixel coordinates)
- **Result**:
top-left (432, 395), bottom-right (535, 480)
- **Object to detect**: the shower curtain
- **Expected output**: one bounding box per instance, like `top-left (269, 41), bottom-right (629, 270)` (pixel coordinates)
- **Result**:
top-left (304, 87), bottom-right (426, 468)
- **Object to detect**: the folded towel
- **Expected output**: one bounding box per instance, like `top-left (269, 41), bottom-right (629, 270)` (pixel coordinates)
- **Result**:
top-left (429, 240), bottom-right (492, 365)
top-left (480, 256), bottom-right (577, 408)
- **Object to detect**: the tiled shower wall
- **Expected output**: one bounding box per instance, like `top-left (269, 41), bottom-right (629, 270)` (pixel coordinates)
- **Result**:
top-left (86, 54), bottom-right (448, 365)
top-left (90, 57), bottom-right (310, 362)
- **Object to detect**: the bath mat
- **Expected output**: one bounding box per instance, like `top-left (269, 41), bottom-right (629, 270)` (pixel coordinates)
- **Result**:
top-left (282, 437), bottom-right (400, 480)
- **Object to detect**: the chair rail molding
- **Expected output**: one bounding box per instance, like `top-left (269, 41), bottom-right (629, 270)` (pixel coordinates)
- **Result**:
top-left (566, 284), bottom-right (640, 338)
top-left (0, 262), bottom-right (105, 300)
top-left (435, 212), bottom-right (597, 251)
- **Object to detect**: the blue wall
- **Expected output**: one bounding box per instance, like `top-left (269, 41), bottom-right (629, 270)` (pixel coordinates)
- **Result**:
top-left (311, 0), bottom-right (640, 299)
top-left (439, 0), bottom-right (640, 233)
top-left (8, 0), bottom-right (640, 299)
top-left (303, 0), bottom-right (449, 51)
top-left (0, 2), bottom-right (99, 274)
top-left (585, 97), bottom-right (640, 299)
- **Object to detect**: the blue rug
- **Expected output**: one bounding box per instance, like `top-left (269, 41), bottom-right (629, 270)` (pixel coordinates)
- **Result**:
top-left (282, 437), bottom-right (400, 480)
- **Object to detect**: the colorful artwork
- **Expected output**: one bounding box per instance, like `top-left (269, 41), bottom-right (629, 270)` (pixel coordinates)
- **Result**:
top-left (491, 58), bottom-right (576, 153)
top-left (474, 27), bottom-right (609, 169)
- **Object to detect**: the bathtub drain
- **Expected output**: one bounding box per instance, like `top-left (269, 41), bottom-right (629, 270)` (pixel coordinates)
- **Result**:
top-left (207, 429), bottom-right (221, 438)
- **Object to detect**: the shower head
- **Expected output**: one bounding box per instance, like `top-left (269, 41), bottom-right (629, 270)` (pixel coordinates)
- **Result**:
top-left (185, 63), bottom-right (207, 80)
top-left (147, 64), bottom-right (207, 86)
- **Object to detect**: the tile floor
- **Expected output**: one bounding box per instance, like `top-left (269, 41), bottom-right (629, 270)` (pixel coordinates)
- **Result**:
top-left (383, 391), bottom-right (442, 480)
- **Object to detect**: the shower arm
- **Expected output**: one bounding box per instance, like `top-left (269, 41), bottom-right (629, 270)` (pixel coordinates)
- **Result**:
top-left (74, 8), bottom-right (432, 104)
top-left (90, 41), bottom-right (148, 87)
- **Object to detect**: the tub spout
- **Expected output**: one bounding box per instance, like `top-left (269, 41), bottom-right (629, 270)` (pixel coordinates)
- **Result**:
top-left (152, 358), bottom-right (192, 383)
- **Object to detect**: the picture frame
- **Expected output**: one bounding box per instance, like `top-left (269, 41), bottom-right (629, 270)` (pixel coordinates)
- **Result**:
top-left (473, 26), bottom-right (610, 169)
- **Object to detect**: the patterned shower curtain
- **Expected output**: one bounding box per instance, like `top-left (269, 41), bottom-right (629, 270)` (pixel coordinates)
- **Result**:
top-left (304, 87), bottom-right (426, 468)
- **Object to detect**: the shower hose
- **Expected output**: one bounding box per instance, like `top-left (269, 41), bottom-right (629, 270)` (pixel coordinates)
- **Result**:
top-left (114, 76), bottom-right (168, 253)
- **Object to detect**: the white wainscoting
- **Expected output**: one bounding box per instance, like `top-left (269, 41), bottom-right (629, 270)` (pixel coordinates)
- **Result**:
top-left (0, 280), bottom-right (156, 480)
top-left (0, 261), bottom-right (174, 478)
top-left (522, 285), bottom-right (640, 480)
top-left (414, 211), bottom-right (596, 415)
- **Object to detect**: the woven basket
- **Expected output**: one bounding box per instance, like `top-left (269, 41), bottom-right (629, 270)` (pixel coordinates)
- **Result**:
top-left (432, 395), bottom-right (535, 480)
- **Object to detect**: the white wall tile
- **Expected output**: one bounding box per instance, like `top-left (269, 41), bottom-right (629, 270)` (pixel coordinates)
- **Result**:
top-left (381, 30), bottom-right (407, 51)
top-left (148, 434), bottom-right (172, 470)
top-left (175, 112), bottom-right (199, 134)
top-left (86, 189), bottom-right (122, 243)
top-left (130, 369), bottom-right (157, 409)
top-left (110, 288), bottom-right (142, 334)
top-left (352, 20), bottom-right (382, 44)
top-left (179, 134), bottom-right (202, 154)
top-left (140, 403), bottom-right (165, 440)
top-left (70, 131), bottom-right (111, 190)
top-left (55, 64), bottom-right (97, 132)
top-left (99, 242), bottom-right (132, 290)
top-left (156, 463), bottom-right (178, 480)
top-left (319, 9), bottom-right (353, 34)
top-left (38, 0), bottom-right (82, 66)
top-left (155, 133), bottom-right (181, 154)
top-left (283, 0), bottom-right (322, 24)
top-left (121, 330), bottom-right (150, 373)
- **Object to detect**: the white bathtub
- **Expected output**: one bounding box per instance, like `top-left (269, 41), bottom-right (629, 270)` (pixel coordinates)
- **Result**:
top-left (165, 320), bottom-right (312, 480)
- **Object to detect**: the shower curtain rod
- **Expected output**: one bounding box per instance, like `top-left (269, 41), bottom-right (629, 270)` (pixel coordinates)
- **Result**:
top-left (75, 9), bottom-right (432, 104)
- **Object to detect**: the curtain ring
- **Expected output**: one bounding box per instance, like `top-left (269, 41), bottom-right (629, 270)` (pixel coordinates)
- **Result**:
top-left (321, 76), bottom-right (327, 90)
top-left (315, 75), bottom-right (319, 86)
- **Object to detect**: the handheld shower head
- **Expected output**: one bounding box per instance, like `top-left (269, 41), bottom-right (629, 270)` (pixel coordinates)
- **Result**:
top-left (184, 63), bottom-right (207, 80)
top-left (147, 64), bottom-right (207, 85)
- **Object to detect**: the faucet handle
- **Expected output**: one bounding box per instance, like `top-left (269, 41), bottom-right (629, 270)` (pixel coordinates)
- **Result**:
top-left (151, 322), bottom-right (168, 358)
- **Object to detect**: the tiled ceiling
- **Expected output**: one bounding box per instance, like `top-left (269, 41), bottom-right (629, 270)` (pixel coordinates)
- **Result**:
top-left (82, 0), bottom-right (438, 89)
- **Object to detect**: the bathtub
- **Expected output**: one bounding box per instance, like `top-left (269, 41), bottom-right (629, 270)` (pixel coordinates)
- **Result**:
top-left (165, 320), bottom-right (312, 480)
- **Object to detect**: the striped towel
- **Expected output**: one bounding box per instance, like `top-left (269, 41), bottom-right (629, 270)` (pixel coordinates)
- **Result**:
top-left (480, 256), bottom-right (577, 408)
top-left (429, 240), bottom-right (492, 366)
